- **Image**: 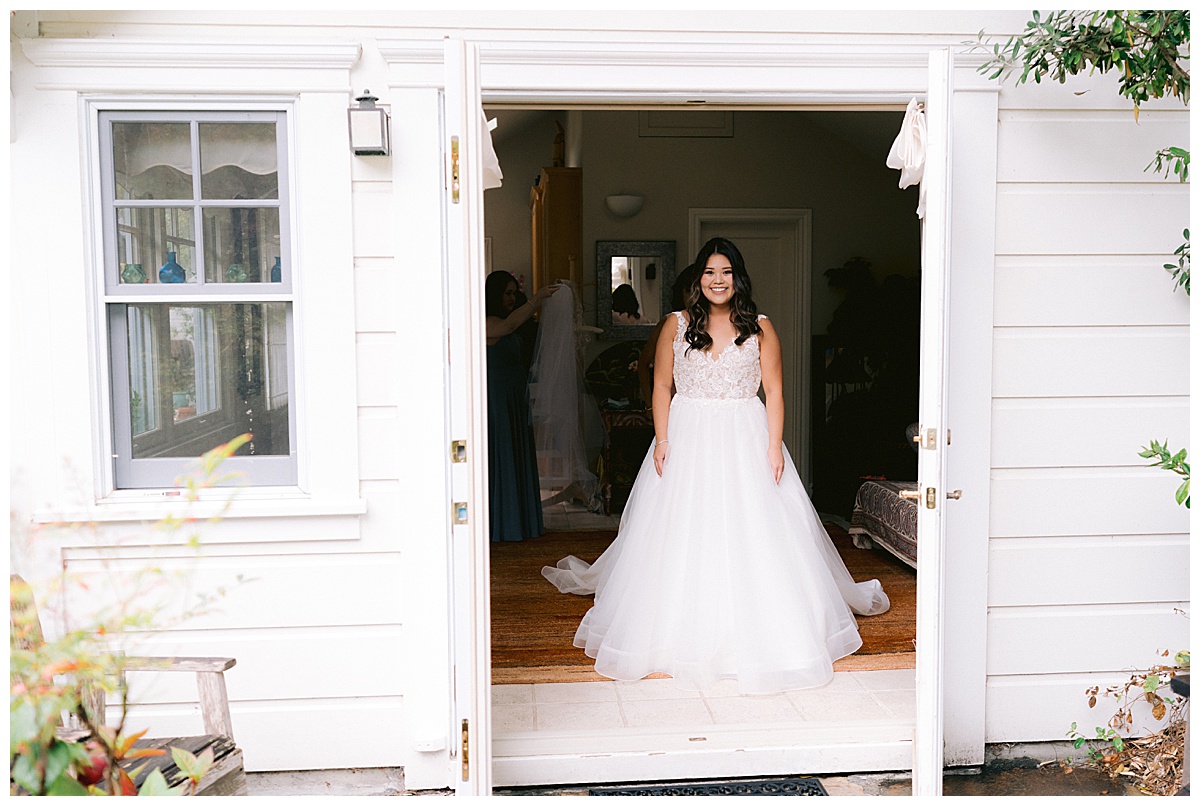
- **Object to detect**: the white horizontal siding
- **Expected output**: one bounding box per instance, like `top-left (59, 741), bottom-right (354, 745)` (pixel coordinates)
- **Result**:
top-left (64, 553), bottom-right (404, 632)
top-left (354, 260), bottom-right (400, 332)
top-left (992, 327), bottom-right (1188, 399)
top-left (986, 672), bottom-right (1176, 744)
top-left (990, 469), bottom-right (1189, 537)
top-left (994, 256), bottom-right (1189, 327)
top-left (358, 408), bottom-right (403, 480)
top-left (116, 696), bottom-right (406, 771)
top-left (994, 186), bottom-right (1188, 256)
top-left (996, 67), bottom-right (1189, 112)
top-left (996, 110), bottom-right (1189, 183)
top-left (357, 335), bottom-right (402, 407)
top-left (987, 602), bottom-right (1188, 676)
top-left (351, 182), bottom-right (395, 259)
top-left (121, 626), bottom-right (404, 703)
top-left (991, 397), bottom-right (1189, 468)
top-left (988, 535), bottom-right (1189, 607)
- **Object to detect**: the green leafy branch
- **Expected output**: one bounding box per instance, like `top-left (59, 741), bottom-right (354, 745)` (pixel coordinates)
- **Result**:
top-left (1161, 228), bottom-right (1190, 295)
top-left (968, 10), bottom-right (1190, 115)
top-left (1147, 146), bottom-right (1190, 182)
top-left (1138, 439), bottom-right (1190, 508)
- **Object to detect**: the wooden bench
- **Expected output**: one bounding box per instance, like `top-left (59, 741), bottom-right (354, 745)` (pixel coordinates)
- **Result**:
top-left (10, 574), bottom-right (248, 796)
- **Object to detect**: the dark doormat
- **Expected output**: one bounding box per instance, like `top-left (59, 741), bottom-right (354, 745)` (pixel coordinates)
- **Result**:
top-left (590, 777), bottom-right (828, 796)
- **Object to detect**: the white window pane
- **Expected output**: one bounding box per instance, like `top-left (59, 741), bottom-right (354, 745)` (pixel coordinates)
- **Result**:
top-left (127, 306), bottom-right (158, 435)
top-left (112, 122), bottom-right (193, 200)
top-left (116, 207), bottom-right (197, 284)
top-left (199, 122), bottom-right (278, 200)
top-left (201, 207), bottom-right (282, 283)
top-left (123, 303), bottom-right (290, 461)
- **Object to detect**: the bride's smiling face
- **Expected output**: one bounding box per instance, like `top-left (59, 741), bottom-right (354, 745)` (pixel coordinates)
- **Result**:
top-left (701, 254), bottom-right (734, 306)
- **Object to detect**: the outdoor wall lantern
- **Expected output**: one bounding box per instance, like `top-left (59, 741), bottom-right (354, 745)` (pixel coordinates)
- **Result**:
top-left (348, 90), bottom-right (390, 156)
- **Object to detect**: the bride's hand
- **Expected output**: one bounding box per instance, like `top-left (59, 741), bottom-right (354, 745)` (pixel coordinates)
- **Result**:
top-left (768, 445), bottom-right (784, 484)
top-left (653, 440), bottom-right (670, 477)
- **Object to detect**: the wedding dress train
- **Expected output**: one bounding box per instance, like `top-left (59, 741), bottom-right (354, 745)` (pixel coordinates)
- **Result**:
top-left (543, 312), bottom-right (889, 694)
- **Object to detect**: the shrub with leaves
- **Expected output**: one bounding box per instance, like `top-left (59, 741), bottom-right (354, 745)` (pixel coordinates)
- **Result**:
top-left (1138, 439), bottom-right (1190, 508)
top-left (1067, 650), bottom-right (1190, 795)
top-left (10, 435), bottom-right (249, 795)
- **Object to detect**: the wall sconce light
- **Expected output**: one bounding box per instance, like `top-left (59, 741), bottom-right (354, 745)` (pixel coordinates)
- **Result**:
top-left (605, 193), bottom-right (645, 218)
top-left (348, 90), bottom-right (390, 156)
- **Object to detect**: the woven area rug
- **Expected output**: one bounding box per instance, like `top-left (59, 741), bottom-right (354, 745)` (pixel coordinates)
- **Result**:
top-left (491, 522), bottom-right (916, 684)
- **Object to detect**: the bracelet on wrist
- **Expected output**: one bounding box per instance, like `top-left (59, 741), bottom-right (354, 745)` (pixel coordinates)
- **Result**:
top-left (656, 438), bottom-right (669, 446)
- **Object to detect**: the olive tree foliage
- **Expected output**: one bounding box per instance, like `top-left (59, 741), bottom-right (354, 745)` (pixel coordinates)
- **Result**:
top-left (969, 10), bottom-right (1190, 293)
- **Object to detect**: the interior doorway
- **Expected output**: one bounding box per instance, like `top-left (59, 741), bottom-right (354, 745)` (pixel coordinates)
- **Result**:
top-left (479, 105), bottom-right (923, 786)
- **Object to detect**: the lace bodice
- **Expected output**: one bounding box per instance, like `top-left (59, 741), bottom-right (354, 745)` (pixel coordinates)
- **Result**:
top-left (672, 311), bottom-right (764, 400)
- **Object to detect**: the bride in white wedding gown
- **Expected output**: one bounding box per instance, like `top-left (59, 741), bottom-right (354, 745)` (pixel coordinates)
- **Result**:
top-left (542, 237), bottom-right (890, 694)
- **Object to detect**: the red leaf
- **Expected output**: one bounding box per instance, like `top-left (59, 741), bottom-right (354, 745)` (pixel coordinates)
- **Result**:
top-left (117, 768), bottom-right (138, 796)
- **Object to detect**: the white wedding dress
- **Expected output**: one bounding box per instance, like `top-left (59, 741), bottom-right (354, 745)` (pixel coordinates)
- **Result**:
top-left (542, 312), bottom-right (890, 694)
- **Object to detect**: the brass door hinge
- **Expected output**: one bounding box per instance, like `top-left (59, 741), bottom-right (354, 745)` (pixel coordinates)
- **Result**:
top-left (452, 502), bottom-right (468, 524)
top-left (451, 440), bottom-right (467, 463)
top-left (461, 718), bottom-right (470, 781)
top-left (450, 136), bottom-right (461, 204)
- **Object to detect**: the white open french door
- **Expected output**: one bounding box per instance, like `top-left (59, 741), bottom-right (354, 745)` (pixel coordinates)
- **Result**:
top-left (912, 46), bottom-right (954, 797)
top-left (441, 39), bottom-right (956, 795)
top-left (442, 37), bottom-right (494, 795)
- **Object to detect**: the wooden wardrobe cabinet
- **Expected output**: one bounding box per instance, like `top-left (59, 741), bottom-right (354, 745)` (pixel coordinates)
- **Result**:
top-left (529, 167), bottom-right (582, 291)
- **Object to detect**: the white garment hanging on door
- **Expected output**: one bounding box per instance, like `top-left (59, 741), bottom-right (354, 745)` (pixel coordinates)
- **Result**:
top-left (527, 283), bottom-right (602, 505)
top-left (886, 98), bottom-right (927, 218)
top-left (482, 113), bottom-right (503, 190)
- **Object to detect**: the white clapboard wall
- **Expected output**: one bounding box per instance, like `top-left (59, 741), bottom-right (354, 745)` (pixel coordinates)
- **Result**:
top-left (985, 73), bottom-right (1190, 743)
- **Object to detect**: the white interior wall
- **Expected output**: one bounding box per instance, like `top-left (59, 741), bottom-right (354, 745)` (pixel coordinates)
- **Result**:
top-left (485, 109), bottom-right (920, 335)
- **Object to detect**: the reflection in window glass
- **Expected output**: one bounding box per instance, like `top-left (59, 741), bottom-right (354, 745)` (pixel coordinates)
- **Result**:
top-left (199, 122), bottom-right (278, 200)
top-left (113, 122), bottom-right (193, 200)
top-left (202, 207), bottom-right (281, 283)
top-left (116, 207), bottom-right (197, 284)
top-left (125, 303), bottom-right (290, 460)
top-left (127, 306), bottom-right (158, 436)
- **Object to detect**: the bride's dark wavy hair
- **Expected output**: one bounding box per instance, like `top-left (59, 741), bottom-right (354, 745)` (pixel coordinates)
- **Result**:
top-left (683, 237), bottom-right (761, 354)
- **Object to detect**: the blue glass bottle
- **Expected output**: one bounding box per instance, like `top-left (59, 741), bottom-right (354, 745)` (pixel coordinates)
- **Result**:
top-left (270, 256), bottom-right (282, 283)
top-left (159, 251), bottom-right (185, 284)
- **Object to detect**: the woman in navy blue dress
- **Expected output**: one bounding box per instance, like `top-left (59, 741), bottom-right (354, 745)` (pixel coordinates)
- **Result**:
top-left (485, 271), bottom-right (560, 541)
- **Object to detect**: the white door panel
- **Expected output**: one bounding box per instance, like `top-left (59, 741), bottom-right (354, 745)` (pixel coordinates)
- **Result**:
top-left (912, 46), bottom-right (953, 797)
top-left (443, 36), bottom-right (493, 796)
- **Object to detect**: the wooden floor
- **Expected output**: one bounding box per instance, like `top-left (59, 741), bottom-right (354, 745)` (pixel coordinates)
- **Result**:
top-left (491, 522), bottom-right (917, 685)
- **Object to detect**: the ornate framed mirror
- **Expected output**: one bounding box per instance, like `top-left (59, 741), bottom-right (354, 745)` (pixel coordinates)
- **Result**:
top-left (595, 240), bottom-right (676, 340)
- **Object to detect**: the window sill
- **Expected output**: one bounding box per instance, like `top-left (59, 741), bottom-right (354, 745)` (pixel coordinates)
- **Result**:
top-left (32, 494), bottom-right (368, 525)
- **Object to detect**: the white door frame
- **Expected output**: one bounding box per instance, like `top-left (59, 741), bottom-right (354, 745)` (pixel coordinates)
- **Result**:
top-left (399, 33), bottom-right (997, 793)
top-left (688, 208), bottom-right (812, 486)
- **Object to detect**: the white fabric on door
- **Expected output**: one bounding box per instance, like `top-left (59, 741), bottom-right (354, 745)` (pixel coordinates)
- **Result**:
top-left (886, 98), bottom-right (927, 218)
top-left (482, 112), bottom-right (503, 190)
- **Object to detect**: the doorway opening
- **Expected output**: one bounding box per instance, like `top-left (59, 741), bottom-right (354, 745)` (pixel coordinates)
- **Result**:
top-left (480, 105), bottom-right (922, 785)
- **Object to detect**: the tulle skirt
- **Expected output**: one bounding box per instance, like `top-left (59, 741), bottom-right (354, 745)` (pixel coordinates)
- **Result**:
top-left (542, 394), bottom-right (890, 694)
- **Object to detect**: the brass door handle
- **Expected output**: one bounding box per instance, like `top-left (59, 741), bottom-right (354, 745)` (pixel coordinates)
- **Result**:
top-left (946, 489), bottom-right (962, 500)
top-left (897, 490), bottom-right (921, 501)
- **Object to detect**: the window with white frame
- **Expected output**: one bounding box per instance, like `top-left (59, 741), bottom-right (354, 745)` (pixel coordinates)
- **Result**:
top-left (100, 111), bottom-right (296, 489)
